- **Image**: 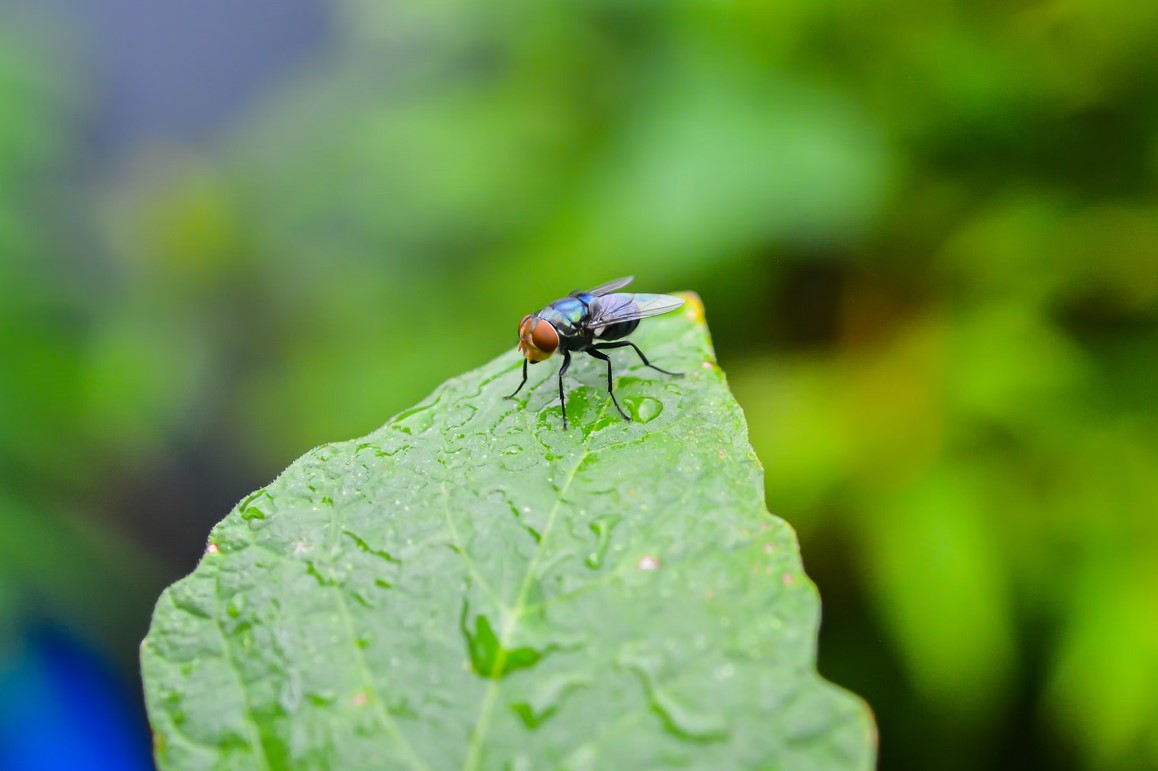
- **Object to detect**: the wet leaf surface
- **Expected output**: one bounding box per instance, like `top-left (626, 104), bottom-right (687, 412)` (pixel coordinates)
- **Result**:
top-left (141, 294), bottom-right (875, 770)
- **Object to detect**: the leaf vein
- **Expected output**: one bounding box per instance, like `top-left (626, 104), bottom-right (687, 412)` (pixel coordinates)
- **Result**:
top-left (323, 496), bottom-right (433, 771)
top-left (461, 381), bottom-right (618, 771)
top-left (209, 568), bottom-right (272, 771)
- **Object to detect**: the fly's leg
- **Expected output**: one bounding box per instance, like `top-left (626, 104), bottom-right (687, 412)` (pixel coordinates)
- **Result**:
top-left (506, 359), bottom-right (529, 399)
top-left (586, 348), bottom-right (632, 422)
top-left (593, 340), bottom-right (682, 377)
top-left (557, 351), bottom-right (572, 429)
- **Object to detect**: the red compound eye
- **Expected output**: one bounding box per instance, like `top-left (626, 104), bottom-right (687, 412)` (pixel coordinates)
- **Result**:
top-left (530, 319), bottom-right (559, 354)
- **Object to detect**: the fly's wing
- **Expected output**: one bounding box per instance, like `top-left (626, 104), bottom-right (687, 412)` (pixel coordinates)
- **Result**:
top-left (587, 276), bottom-right (634, 296)
top-left (585, 292), bottom-right (685, 329)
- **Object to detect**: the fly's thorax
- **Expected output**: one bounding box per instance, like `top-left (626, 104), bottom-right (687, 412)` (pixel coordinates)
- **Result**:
top-left (569, 290), bottom-right (598, 306)
top-left (538, 298), bottom-right (587, 339)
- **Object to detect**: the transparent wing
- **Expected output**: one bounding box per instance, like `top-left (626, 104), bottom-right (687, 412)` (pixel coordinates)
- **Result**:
top-left (586, 292), bottom-right (685, 329)
top-left (587, 276), bottom-right (634, 296)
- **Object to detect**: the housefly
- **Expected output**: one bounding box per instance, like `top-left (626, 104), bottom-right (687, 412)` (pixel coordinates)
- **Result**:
top-left (507, 277), bottom-right (685, 429)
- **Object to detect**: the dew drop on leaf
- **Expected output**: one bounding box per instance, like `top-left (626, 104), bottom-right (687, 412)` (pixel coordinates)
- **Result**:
top-left (620, 647), bottom-right (728, 743)
top-left (462, 608), bottom-right (543, 679)
top-left (510, 671), bottom-right (591, 729)
top-left (226, 594), bottom-right (246, 618)
top-left (623, 395), bottom-right (664, 423)
top-left (585, 516), bottom-right (621, 569)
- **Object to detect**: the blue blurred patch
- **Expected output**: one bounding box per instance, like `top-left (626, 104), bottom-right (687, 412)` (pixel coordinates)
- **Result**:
top-left (0, 630), bottom-right (152, 771)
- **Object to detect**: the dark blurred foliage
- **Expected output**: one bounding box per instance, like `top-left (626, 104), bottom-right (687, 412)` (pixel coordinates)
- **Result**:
top-left (1, 0), bottom-right (1157, 768)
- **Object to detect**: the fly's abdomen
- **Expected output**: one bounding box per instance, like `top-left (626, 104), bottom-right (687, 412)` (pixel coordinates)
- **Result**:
top-left (595, 318), bottom-right (639, 341)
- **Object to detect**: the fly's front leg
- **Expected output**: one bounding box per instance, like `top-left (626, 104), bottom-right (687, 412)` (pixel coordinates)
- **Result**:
top-left (506, 359), bottom-right (529, 399)
top-left (557, 351), bottom-right (572, 429)
top-left (586, 348), bottom-right (631, 422)
top-left (593, 340), bottom-right (682, 376)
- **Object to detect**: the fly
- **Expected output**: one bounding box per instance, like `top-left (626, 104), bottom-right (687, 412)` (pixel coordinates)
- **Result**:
top-left (506, 277), bottom-right (685, 429)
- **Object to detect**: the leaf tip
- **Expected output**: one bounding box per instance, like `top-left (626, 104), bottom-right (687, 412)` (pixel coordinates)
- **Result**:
top-left (675, 291), bottom-right (706, 325)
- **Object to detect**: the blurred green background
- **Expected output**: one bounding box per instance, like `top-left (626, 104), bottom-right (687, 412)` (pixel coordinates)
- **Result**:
top-left (2, 0), bottom-right (1157, 768)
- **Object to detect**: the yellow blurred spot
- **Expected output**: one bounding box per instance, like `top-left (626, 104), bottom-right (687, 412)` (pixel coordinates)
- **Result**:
top-left (676, 291), bottom-right (705, 324)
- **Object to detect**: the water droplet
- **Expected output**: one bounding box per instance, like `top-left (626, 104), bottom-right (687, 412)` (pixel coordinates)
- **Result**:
top-left (393, 403), bottom-right (435, 434)
top-left (506, 755), bottom-right (533, 771)
top-left (461, 606), bottom-right (543, 680)
top-left (535, 409), bottom-right (561, 431)
top-left (564, 745), bottom-right (598, 771)
top-left (649, 690), bottom-right (727, 742)
top-left (389, 697), bottom-right (418, 718)
top-left (226, 595), bottom-right (246, 618)
top-left (511, 671), bottom-right (591, 729)
top-left (237, 489), bottom-right (272, 521)
top-left (442, 404), bottom-right (477, 430)
top-left (585, 516), bottom-right (621, 569)
top-left (620, 648), bottom-right (728, 743)
top-left (500, 444), bottom-right (540, 472)
top-left (306, 562), bottom-right (339, 587)
top-left (458, 592), bottom-right (553, 680)
top-left (279, 679), bottom-right (303, 712)
top-left (342, 530), bottom-right (400, 564)
top-left (622, 395), bottom-right (663, 423)
top-left (307, 690), bottom-right (336, 706)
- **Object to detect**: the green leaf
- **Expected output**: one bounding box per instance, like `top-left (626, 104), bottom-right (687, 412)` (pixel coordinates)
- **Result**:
top-left (140, 294), bottom-right (875, 770)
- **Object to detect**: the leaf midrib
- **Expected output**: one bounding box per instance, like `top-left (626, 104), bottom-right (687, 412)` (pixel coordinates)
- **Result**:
top-left (460, 377), bottom-right (618, 771)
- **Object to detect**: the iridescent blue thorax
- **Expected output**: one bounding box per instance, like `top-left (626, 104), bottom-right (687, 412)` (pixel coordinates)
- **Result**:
top-left (537, 296), bottom-right (587, 333)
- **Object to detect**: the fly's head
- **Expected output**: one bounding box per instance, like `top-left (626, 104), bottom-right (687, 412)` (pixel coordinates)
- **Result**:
top-left (517, 314), bottom-right (558, 363)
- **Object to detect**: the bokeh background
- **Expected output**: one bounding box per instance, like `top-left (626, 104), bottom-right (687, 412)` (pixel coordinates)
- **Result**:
top-left (2, 0), bottom-right (1156, 768)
